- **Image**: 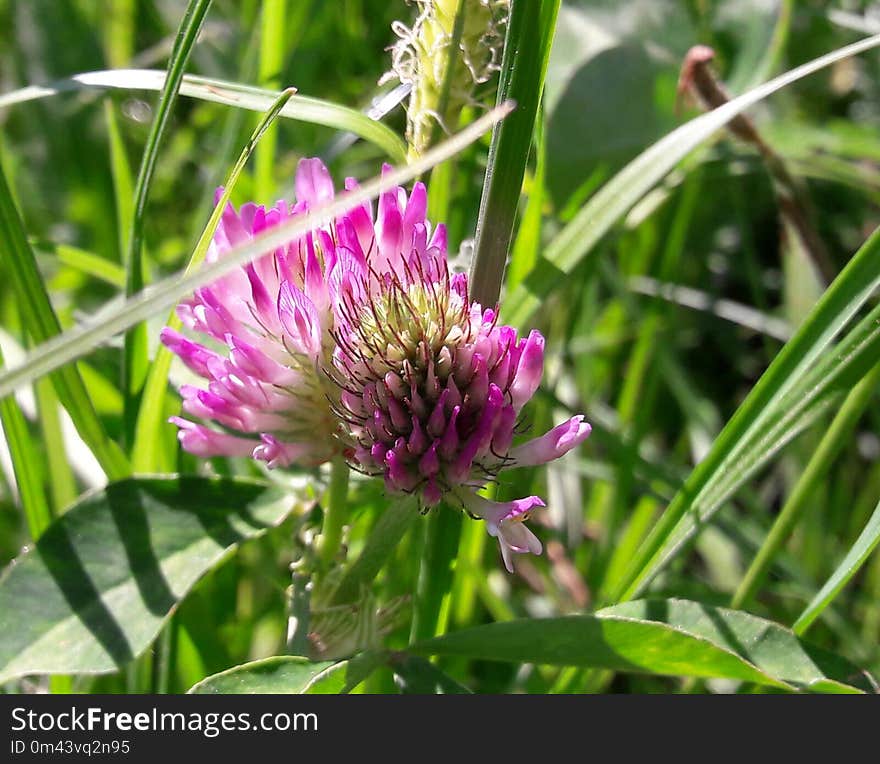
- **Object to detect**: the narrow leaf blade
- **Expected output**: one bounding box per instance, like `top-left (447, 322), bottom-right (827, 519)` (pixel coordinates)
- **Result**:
top-left (794, 498), bottom-right (880, 635)
top-left (412, 598), bottom-right (869, 692)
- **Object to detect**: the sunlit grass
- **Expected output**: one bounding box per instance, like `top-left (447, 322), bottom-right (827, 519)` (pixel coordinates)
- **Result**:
top-left (0, 0), bottom-right (878, 694)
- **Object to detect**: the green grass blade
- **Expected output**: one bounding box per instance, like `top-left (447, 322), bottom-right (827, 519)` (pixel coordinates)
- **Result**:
top-left (131, 87), bottom-right (295, 472)
top-left (101, 0), bottom-right (135, 68)
top-left (794, 498), bottom-right (880, 636)
top-left (254, 0), bottom-right (288, 201)
top-left (34, 241), bottom-right (126, 287)
top-left (173, 74), bottom-right (408, 163)
top-left (409, 508), bottom-right (462, 642)
top-left (34, 379), bottom-right (77, 512)
top-left (502, 33), bottom-right (880, 328)
top-left (0, 103), bottom-right (512, 402)
top-left (0, 70), bottom-right (408, 163)
top-left (450, 516), bottom-right (487, 626)
top-left (0, 343), bottom-right (51, 538)
top-left (103, 100), bottom-right (134, 263)
top-left (0, 159), bottom-right (129, 479)
top-left (732, 362), bottom-right (880, 609)
top-left (411, 0), bottom-right (558, 641)
top-left (594, 172), bottom-right (704, 564)
top-left (332, 495), bottom-right (419, 606)
top-left (672, 303), bottom-right (880, 556)
top-left (506, 102), bottom-right (545, 292)
top-left (736, 0), bottom-right (794, 89)
top-left (122, 0), bottom-right (213, 446)
top-left (612, 225), bottom-right (880, 601)
top-left (469, 0), bottom-right (560, 306)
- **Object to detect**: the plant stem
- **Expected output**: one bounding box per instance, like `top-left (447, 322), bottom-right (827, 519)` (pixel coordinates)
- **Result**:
top-left (410, 507), bottom-right (463, 643)
top-left (254, 0), bottom-right (287, 201)
top-left (154, 620), bottom-right (175, 694)
top-left (286, 570), bottom-right (312, 656)
top-left (316, 454), bottom-right (350, 570)
top-left (470, 0), bottom-right (560, 308)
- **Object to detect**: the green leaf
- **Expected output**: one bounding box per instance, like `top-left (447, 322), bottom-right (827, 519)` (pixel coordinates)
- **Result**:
top-left (189, 652), bottom-right (383, 694)
top-left (0, 70), bottom-right (407, 164)
top-left (502, 32), bottom-right (880, 328)
top-left (412, 598), bottom-right (870, 693)
top-left (603, 600), bottom-right (872, 693)
top-left (794, 497), bottom-right (880, 636)
top-left (0, 476), bottom-right (302, 683)
top-left (302, 652), bottom-right (384, 694)
top-left (188, 656), bottom-right (335, 694)
top-left (389, 653), bottom-right (472, 694)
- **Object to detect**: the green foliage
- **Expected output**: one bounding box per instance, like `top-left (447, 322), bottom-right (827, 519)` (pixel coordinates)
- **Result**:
top-left (0, 159), bottom-right (129, 479)
top-left (122, 0), bottom-right (213, 448)
top-left (794, 497), bottom-right (880, 636)
top-left (190, 653), bottom-right (384, 694)
top-left (0, 476), bottom-right (302, 683)
top-left (413, 598), bottom-right (870, 692)
top-left (0, 0), bottom-right (879, 695)
top-left (188, 656), bottom-right (336, 694)
top-left (470, 0), bottom-right (560, 306)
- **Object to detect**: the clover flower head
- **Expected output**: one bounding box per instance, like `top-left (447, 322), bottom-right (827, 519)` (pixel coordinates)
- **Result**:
top-left (331, 216), bottom-right (592, 571)
top-left (165, 158), bottom-right (591, 571)
top-left (162, 157), bottom-right (379, 469)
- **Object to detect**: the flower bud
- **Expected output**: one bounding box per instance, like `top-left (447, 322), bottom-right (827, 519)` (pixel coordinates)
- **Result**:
top-left (384, 0), bottom-right (509, 157)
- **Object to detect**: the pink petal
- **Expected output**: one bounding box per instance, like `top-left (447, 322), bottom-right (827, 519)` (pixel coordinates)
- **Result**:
top-left (449, 385), bottom-right (503, 483)
top-left (342, 177), bottom-right (375, 255)
top-left (160, 327), bottom-right (217, 378)
top-left (169, 417), bottom-right (257, 458)
top-left (253, 434), bottom-right (312, 469)
top-left (277, 282), bottom-right (322, 357)
top-left (509, 416), bottom-right (592, 468)
top-left (295, 158), bottom-right (335, 207)
top-left (457, 491), bottom-right (546, 572)
top-left (508, 330), bottom-right (545, 409)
